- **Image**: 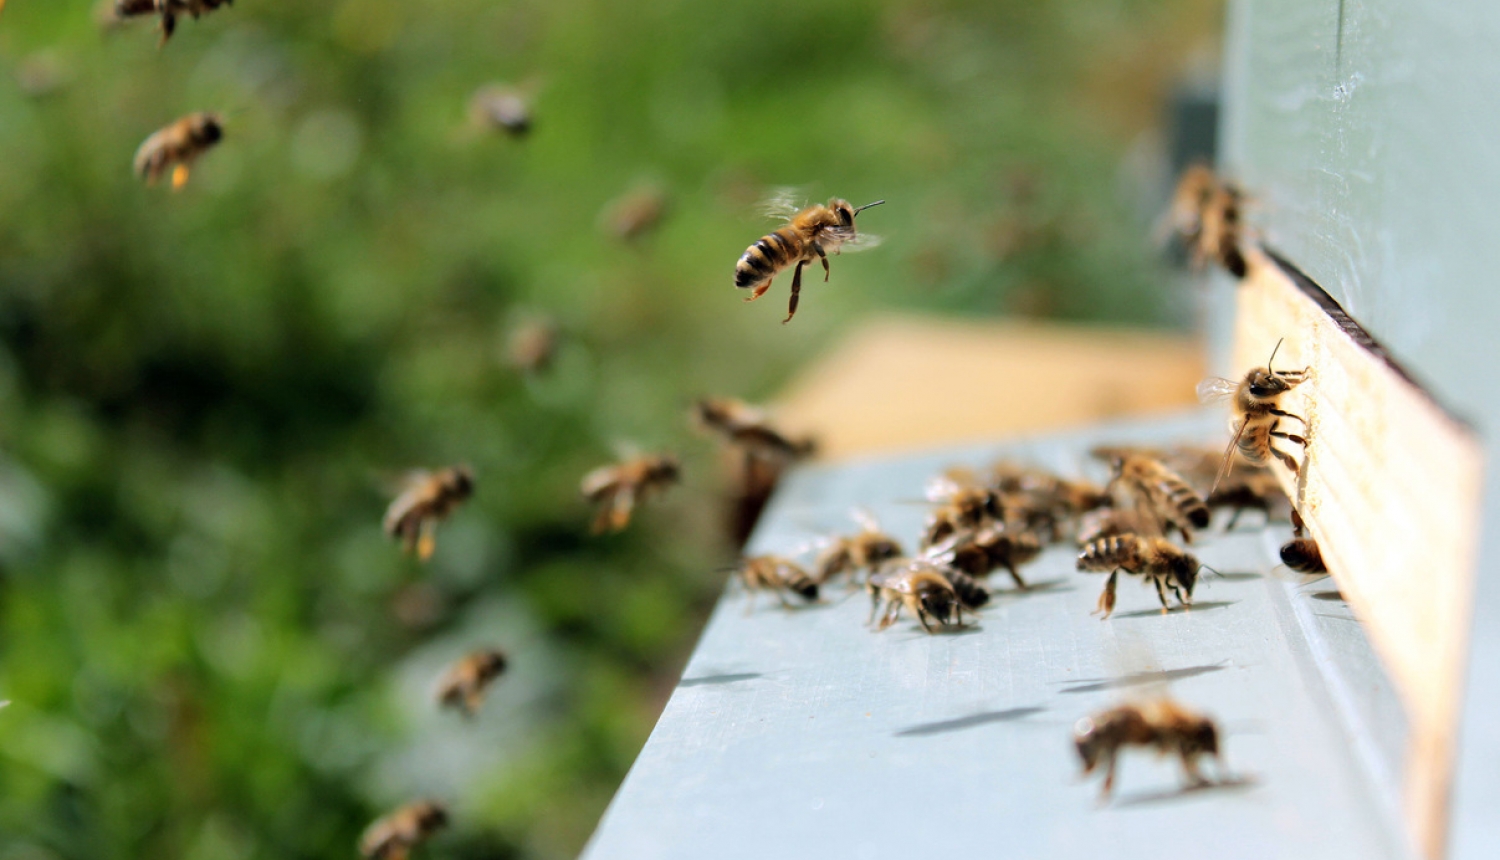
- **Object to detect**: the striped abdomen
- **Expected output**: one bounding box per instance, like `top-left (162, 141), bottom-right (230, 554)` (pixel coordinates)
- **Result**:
top-left (1155, 473), bottom-right (1211, 529)
top-left (1077, 534), bottom-right (1146, 572)
top-left (735, 227), bottom-right (805, 288)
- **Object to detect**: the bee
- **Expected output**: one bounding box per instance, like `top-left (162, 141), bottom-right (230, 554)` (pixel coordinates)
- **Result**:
top-left (468, 84), bottom-right (531, 136)
top-left (1280, 509), bottom-right (1326, 574)
top-left (115, 0), bottom-right (233, 47)
top-left (600, 184), bottom-right (670, 242)
top-left (1076, 534), bottom-right (1201, 619)
top-left (735, 193), bottom-right (884, 323)
top-left (1198, 339), bottom-right (1310, 492)
top-left (360, 800), bottom-right (449, 860)
top-left (435, 648), bottom-right (508, 717)
top-left (580, 453), bottom-right (680, 533)
top-left (920, 469), bottom-right (1005, 548)
top-left (1207, 466), bottom-right (1286, 530)
top-left (866, 560), bottom-right (966, 633)
top-left (383, 467), bottom-right (475, 561)
top-left (694, 398), bottom-right (816, 464)
top-left (1102, 452), bottom-right (1211, 543)
top-left (812, 509), bottom-right (904, 585)
top-left (1074, 699), bottom-right (1223, 799)
top-left (926, 523), bottom-right (1041, 590)
top-left (133, 111), bottom-right (223, 189)
top-left (1158, 164), bottom-right (1247, 278)
top-left (504, 316), bottom-right (559, 376)
top-left (735, 555), bottom-right (819, 609)
top-left (938, 562), bottom-right (991, 610)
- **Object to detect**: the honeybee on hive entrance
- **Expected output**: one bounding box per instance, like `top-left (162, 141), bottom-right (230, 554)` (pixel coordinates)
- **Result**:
top-left (468, 83), bottom-right (531, 136)
top-left (435, 648), bottom-right (508, 717)
top-left (115, 0), bottom-right (233, 47)
top-left (925, 523), bottom-right (1041, 590)
top-left (1077, 534), bottom-right (1204, 619)
top-left (735, 555), bottom-right (819, 610)
top-left (133, 111), bottom-right (222, 189)
top-left (383, 467), bottom-right (475, 562)
top-left (867, 559), bottom-right (969, 633)
top-left (360, 800), bottom-right (448, 860)
top-left (1280, 509), bottom-right (1326, 574)
top-left (580, 453), bottom-right (680, 533)
top-left (735, 191), bottom-right (884, 323)
top-left (1074, 698), bottom-right (1224, 799)
top-left (812, 509), bottom-right (904, 585)
top-left (1198, 338), bottom-right (1310, 493)
top-left (1101, 452), bottom-right (1211, 544)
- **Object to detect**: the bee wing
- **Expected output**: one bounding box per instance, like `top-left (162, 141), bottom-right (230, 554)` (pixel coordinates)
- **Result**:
top-left (837, 231), bottom-right (882, 253)
top-left (758, 188), bottom-right (804, 221)
top-left (580, 465), bottom-right (619, 498)
top-left (1196, 376), bottom-right (1239, 404)
top-left (1210, 419), bottom-right (1249, 496)
top-left (850, 506), bottom-right (882, 533)
top-left (924, 474), bottom-right (963, 502)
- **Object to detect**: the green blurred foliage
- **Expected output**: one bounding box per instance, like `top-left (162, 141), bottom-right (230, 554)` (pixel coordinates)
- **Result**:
top-left (0, 0), bottom-right (1217, 857)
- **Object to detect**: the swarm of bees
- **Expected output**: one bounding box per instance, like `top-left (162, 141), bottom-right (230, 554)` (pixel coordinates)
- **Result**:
top-left (383, 466), bottom-right (475, 561)
top-left (580, 453), bottom-right (681, 534)
top-left (134, 111), bottom-right (223, 189)
top-left (735, 193), bottom-right (884, 323)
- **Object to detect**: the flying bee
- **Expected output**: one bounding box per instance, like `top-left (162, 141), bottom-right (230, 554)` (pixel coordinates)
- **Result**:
top-left (735, 192), bottom-right (884, 323)
top-left (925, 523), bottom-right (1041, 590)
top-left (504, 315), bottom-right (559, 376)
top-left (1077, 534), bottom-right (1202, 619)
top-left (601, 184), bottom-right (670, 242)
top-left (1102, 452), bottom-right (1211, 543)
top-left (383, 466), bottom-right (475, 562)
top-left (866, 559), bottom-right (965, 633)
top-left (468, 84), bottom-right (531, 136)
top-left (735, 555), bottom-right (819, 609)
top-left (435, 648), bottom-right (508, 718)
top-left (360, 800), bottom-right (449, 860)
top-left (812, 509), bottom-right (904, 585)
top-left (1074, 699), bottom-right (1224, 799)
top-left (115, 0), bottom-right (233, 47)
top-left (694, 397), bottom-right (816, 464)
top-left (1157, 164), bottom-right (1247, 278)
top-left (133, 111), bottom-right (223, 189)
top-left (580, 453), bottom-right (680, 533)
top-left (1280, 509), bottom-right (1326, 574)
top-left (921, 469), bottom-right (1005, 548)
top-left (1198, 339), bottom-right (1310, 492)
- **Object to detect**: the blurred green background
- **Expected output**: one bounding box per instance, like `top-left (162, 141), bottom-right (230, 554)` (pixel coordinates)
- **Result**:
top-left (0, 1), bottom-right (1218, 857)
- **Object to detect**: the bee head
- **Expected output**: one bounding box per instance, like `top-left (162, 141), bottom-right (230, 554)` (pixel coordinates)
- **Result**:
top-left (919, 587), bottom-right (957, 624)
top-left (192, 113), bottom-right (224, 145)
top-left (792, 581), bottom-right (820, 601)
top-left (413, 801), bottom-right (450, 833)
top-left (1171, 553), bottom-right (1201, 596)
top-left (1073, 717), bottom-right (1102, 772)
top-left (447, 467), bottom-right (476, 498)
top-left (1246, 367), bottom-right (1292, 399)
top-left (1183, 720), bottom-right (1221, 759)
top-left (652, 455), bottom-right (682, 483)
top-left (865, 538), bottom-right (903, 565)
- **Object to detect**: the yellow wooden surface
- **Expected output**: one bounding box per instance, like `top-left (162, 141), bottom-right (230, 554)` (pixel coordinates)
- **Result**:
top-left (1233, 248), bottom-right (1484, 859)
top-left (774, 315), bottom-right (1205, 460)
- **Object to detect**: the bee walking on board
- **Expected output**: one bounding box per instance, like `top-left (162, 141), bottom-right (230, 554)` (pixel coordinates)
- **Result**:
top-left (924, 523), bottom-right (1041, 590)
top-left (360, 800), bottom-right (448, 860)
top-left (1100, 451), bottom-right (1211, 543)
top-left (1074, 699), bottom-right (1224, 799)
top-left (383, 466), bottom-right (475, 562)
top-left (1198, 338), bottom-right (1310, 492)
top-left (580, 453), bottom-right (680, 533)
top-left (1077, 534), bottom-right (1202, 619)
top-left (115, 0), bottom-right (233, 47)
top-left (134, 111), bottom-right (223, 189)
top-left (866, 559), bottom-right (969, 633)
top-left (435, 648), bottom-right (508, 717)
top-left (813, 509), bottom-right (904, 585)
top-left (735, 192), bottom-right (884, 323)
top-left (735, 555), bottom-right (820, 610)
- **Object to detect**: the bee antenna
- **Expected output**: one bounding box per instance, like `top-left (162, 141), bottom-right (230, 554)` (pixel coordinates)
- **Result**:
top-left (1199, 563), bottom-right (1224, 580)
top-left (1266, 337), bottom-right (1285, 373)
top-left (853, 199), bottom-right (886, 214)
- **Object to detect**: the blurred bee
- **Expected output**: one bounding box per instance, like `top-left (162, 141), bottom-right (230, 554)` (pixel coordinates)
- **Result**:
top-left (115, 0), bottom-right (233, 47)
top-left (504, 315), bottom-right (559, 376)
top-left (435, 648), bottom-right (508, 718)
top-left (812, 509), bottom-right (904, 585)
top-left (1280, 509), bottom-right (1326, 574)
top-left (580, 453), bottom-right (680, 533)
top-left (600, 184), bottom-right (670, 242)
top-left (736, 555), bottom-right (819, 609)
top-left (1075, 507), bottom-right (1153, 546)
top-left (1101, 452), bottom-right (1211, 543)
top-left (866, 559), bottom-right (966, 633)
top-left (735, 192), bottom-right (884, 323)
top-left (383, 466), bottom-right (475, 562)
top-left (1207, 467), bottom-right (1287, 530)
top-left (1077, 534), bottom-right (1201, 619)
top-left (694, 397), bottom-right (815, 464)
top-left (469, 84), bottom-right (531, 136)
top-left (937, 563), bottom-right (991, 610)
top-left (134, 111), bottom-right (223, 189)
top-left (920, 469), bottom-right (1005, 548)
top-left (1074, 699), bottom-right (1223, 799)
top-left (1198, 339), bottom-right (1310, 491)
top-left (926, 523), bottom-right (1041, 590)
top-left (360, 800), bottom-right (448, 860)
top-left (1158, 164), bottom-right (1247, 277)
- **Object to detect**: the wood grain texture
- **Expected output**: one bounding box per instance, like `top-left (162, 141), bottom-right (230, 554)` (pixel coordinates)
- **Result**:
top-left (1231, 247), bottom-right (1483, 858)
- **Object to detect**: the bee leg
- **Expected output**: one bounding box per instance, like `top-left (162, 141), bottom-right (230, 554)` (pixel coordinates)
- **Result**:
top-left (1270, 408), bottom-right (1307, 425)
top-left (866, 588), bottom-right (881, 625)
top-left (1224, 505), bottom-right (1245, 531)
top-left (814, 245), bottom-right (830, 281)
top-left (1094, 570), bottom-right (1119, 619)
top-left (1154, 575), bottom-right (1172, 611)
top-left (1101, 753), bottom-right (1118, 799)
top-left (744, 277), bottom-right (773, 302)
top-left (782, 261), bottom-right (805, 324)
top-left (1269, 443), bottom-right (1302, 474)
top-left (1006, 563), bottom-right (1028, 590)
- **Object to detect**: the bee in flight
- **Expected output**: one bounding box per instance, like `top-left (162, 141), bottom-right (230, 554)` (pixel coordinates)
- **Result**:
top-left (133, 111), bottom-right (223, 189)
top-left (1198, 339), bottom-right (1310, 492)
top-left (469, 83), bottom-right (532, 137)
top-left (383, 467), bottom-right (475, 561)
top-left (360, 800), bottom-right (448, 860)
top-left (580, 453), bottom-right (680, 533)
top-left (435, 648), bottom-right (508, 718)
top-left (1074, 699), bottom-right (1224, 799)
top-left (735, 192), bottom-right (884, 323)
top-left (115, 0), bottom-right (233, 47)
